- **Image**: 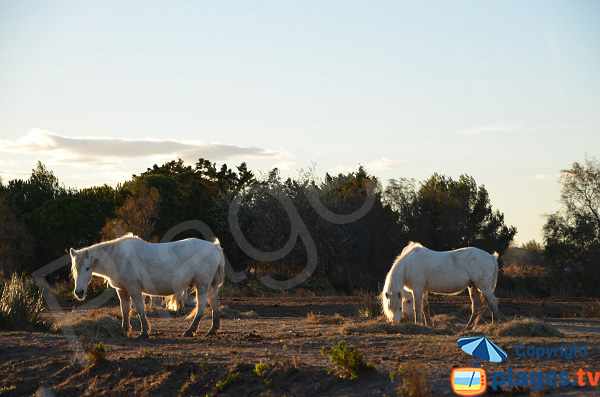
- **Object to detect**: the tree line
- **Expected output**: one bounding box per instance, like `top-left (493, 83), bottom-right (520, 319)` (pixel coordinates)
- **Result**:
top-left (0, 157), bottom-right (597, 295)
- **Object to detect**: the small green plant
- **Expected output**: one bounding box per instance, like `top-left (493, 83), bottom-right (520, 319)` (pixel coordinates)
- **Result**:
top-left (0, 274), bottom-right (50, 331)
top-left (140, 348), bottom-right (153, 359)
top-left (179, 373), bottom-right (196, 396)
top-left (254, 360), bottom-right (274, 387)
top-left (0, 385), bottom-right (16, 395)
top-left (215, 372), bottom-right (238, 392)
top-left (86, 342), bottom-right (107, 365)
top-left (254, 360), bottom-right (270, 377)
top-left (390, 364), bottom-right (431, 397)
top-left (321, 340), bottom-right (375, 379)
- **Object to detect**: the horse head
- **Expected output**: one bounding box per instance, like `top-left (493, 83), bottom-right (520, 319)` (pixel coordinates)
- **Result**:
top-left (70, 248), bottom-right (93, 300)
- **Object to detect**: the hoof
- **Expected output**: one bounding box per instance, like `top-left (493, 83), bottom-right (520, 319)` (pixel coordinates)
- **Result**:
top-left (137, 333), bottom-right (149, 339)
top-left (182, 330), bottom-right (194, 337)
top-left (205, 329), bottom-right (217, 336)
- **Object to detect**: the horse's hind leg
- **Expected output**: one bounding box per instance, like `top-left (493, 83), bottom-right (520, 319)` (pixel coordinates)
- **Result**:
top-left (480, 288), bottom-right (500, 324)
top-left (465, 286), bottom-right (484, 330)
top-left (183, 282), bottom-right (208, 337)
top-left (206, 284), bottom-right (220, 336)
top-left (117, 289), bottom-right (132, 337)
top-left (130, 289), bottom-right (151, 338)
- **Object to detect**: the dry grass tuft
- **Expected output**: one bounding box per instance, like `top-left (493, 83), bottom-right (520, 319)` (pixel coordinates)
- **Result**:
top-left (356, 291), bottom-right (381, 318)
top-left (341, 319), bottom-right (453, 335)
top-left (391, 364), bottom-right (432, 397)
top-left (53, 307), bottom-right (130, 339)
top-left (430, 314), bottom-right (462, 327)
top-left (582, 302), bottom-right (600, 318)
top-left (470, 318), bottom-right (564, 338)
top-left (305, 312), bottom-right (347, 325)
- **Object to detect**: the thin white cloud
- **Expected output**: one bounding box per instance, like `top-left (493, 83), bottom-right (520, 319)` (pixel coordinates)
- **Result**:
top-left (332, 157), bottom-right (406, 174)
top-left (364, 157), bottom-right (406, 172)
top-left (527, 174), bottom-right (561, 180)
top-left (0, 129), bottom-right (289, 164)
top-left (271, 161), bottom-right (298, 171)
top-left (457, 122), bottom-right (597, 136)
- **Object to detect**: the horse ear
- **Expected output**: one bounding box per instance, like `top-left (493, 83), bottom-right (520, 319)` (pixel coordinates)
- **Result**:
top-left (385, 292), bottom-right (392, 299)
top-left (84, 249), bottom-right (90, 258)
top-left (69, 248), bottom-right (76, 257)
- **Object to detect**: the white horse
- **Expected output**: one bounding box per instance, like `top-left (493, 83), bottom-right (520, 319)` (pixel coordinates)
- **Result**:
top-left (382, 242), bottom-right (500, 329)
top-left (70, 234), bottom-right (225, 338)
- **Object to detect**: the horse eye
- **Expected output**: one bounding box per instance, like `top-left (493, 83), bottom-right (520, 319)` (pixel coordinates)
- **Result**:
top-left (85, 267), bottom-right (90, 271)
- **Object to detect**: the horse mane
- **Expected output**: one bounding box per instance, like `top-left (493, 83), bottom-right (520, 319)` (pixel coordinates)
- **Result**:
top-left (380, 241), bottom-right (424, 316)
top-left (72, 233), bottom-right (141, 275)
top-left (399, 241), bottom-right (422, 258)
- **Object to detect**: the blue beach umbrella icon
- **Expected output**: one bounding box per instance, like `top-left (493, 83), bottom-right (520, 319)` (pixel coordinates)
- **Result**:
top-left (458, 336), bottom-right (507, 365)
top-left (457, 337), bottom-right (507, 388)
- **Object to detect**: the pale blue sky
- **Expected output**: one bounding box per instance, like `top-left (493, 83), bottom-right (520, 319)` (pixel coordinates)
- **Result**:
top-left (1, 1), bottom-right (599, 243)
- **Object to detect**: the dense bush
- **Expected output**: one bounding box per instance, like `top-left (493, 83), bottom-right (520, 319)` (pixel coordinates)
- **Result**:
top-left (0, 274), bottom-right (50, 331)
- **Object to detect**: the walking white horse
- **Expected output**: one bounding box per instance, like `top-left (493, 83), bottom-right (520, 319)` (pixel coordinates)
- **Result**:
top-left (382, 242), bottom-right (500, 329)
top-left (70, 234), bottom-right (225, 338)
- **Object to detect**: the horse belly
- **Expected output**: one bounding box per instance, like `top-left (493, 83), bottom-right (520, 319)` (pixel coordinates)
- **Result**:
top-left (140, 270), bottom-right (193, 296)
top-left (424, 275), bottom-right (470, 294)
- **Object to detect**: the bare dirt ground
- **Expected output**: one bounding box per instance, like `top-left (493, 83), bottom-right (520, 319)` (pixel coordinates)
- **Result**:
top-left (1, 296), bottom-right (599, 396)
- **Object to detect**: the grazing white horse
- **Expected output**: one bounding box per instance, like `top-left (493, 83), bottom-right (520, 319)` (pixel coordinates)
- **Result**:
top-left (70, 234), bottom-right (225, 338)
top-left (382, 242), bottom-right (500, 329)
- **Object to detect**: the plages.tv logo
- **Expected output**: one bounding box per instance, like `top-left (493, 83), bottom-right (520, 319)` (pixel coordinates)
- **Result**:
top-left (451, 336), bottom-right (507, 396)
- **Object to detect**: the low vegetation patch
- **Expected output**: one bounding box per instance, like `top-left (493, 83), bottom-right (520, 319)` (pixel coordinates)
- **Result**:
top-left (474, 318), bottom-right (564, 338)
top-left (0, 274), bottom-right (50, 331)
top-left (305, 312), bottom-right (347, 325)
top-left (85, 342), bottom-right (107, 365)
top-left (321, 340), bottom-right (375, 380)
top-left (390, 364), bottom-right (432, 397)
top-left (53, 307), bottom-right (130, 338)
top-left (341, 319), bottom-right (453, 336)
top-left (213, 371), bottom-right (239, 394)
top-left (0, 385), bottom-right (16, 395)
top-left (582, 302), bottom-right (600, 318)
top-left (253, 360), bottom-right (274, 387)
top-left (140, 348), bottom-right (153, 359)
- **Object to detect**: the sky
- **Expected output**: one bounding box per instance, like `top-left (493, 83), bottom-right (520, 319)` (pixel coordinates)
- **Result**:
top-left (1, 1), bottom-right (599, 244)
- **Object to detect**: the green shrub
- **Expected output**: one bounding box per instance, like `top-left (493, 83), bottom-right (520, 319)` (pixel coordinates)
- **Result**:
top-left (0, 385), bottom-right (17, 395)
top-left (179, 373), bottom-right (196, 396)
top-left (141, 348), bottom-right (153, 359)
top-left (215, 372), bottom-right (238, 392)
top-left (0, 274), bottom-right (50, 331)
top-left (86, 342), bottom-right (107, 365)
top-left (321, 340), bottom-right (375, 379)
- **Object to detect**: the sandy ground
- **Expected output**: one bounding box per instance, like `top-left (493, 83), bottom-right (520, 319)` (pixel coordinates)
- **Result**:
top-left (1, 296), bottom-right (599, 396)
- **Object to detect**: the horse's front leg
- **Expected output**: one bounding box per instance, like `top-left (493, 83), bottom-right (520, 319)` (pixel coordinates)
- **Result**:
top-left (116, 289), bottom-right (132, 337)
top-left (130, 289), bottom-right (150, 338)
top-left (412, 288), bottom-right (424, 325)
top-left (422, 292), bottom-right (432, 326)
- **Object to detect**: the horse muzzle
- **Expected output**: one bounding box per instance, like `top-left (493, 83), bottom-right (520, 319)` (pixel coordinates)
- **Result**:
top-left (74, 289), bottom-right (86, 300)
